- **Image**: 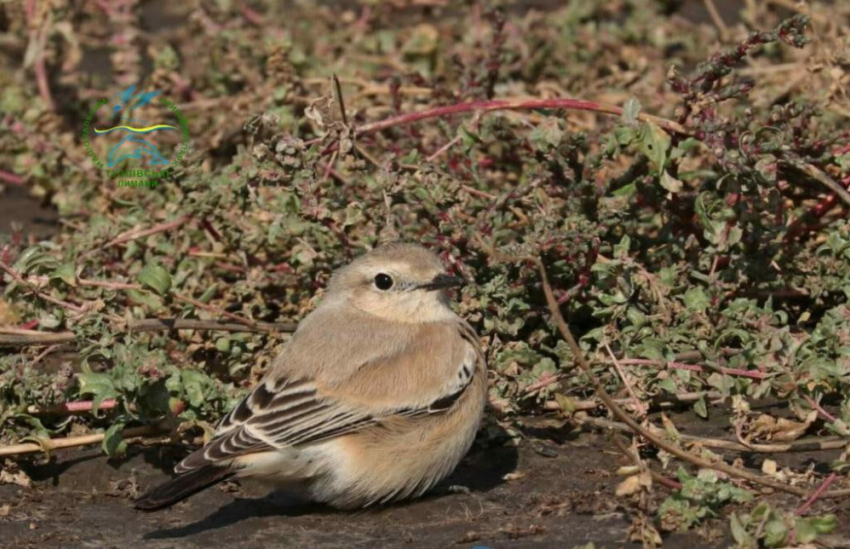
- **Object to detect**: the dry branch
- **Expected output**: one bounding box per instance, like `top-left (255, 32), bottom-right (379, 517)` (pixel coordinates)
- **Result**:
top-left (0, 318), bottom-right (297, 347)
top-left (781, 158), bottom-right (850, 209)
top-left (613, 433), bottom-right (683, 490)
top-left (537, 258), bottom-right (838, 499)
top-left (578, 416), bottom-right (848, 453)
top-left (618, 357), bottom-right (767, 380)
top-left (0, 425), bottom-right (160, 458)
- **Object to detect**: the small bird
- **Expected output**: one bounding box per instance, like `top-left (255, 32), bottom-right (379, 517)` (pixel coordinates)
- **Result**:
top-left (136, 243), bottom-right (487, 511)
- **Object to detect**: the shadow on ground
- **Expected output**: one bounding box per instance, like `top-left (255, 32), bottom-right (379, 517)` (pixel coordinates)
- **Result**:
top-left (0, 424), bottom-right (737, 549)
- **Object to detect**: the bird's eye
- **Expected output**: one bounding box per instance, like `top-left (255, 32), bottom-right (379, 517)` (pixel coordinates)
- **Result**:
top-left (373, 273), bottom-right (394, 291)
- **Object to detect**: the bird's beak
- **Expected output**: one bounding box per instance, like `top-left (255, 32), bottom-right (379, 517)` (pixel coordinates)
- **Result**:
top-left (418, 273), bottom-right (466, 292)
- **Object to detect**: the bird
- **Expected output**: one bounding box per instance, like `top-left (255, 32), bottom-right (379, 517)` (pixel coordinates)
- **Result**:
top-left (135, 243), bottom-right (487, 511)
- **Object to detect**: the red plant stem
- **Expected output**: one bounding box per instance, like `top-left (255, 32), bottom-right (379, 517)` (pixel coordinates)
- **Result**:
top-left (238, 2), bottom-right (264, 25)
top-left (795, 473), bottom-right (838, 516)
top-left (17, 272), bottom-right (144, 291)
top-left (18, 319), bottom-right (39, 330)
top-left (0, 260), bottom-right (85, 313)
top-left (786, 173), bottom-right (850, 239)
top-left (29, 399), bottom-right (119, 415)
top-left (0, 170), bottom-right (25, 185)
top-left (656, 475), bottom-right (684, 490)
top-left (354, 97), bottom-right (690, 138)
top-left (523, 373), bottom-right (562, 394)
top-left (803, 394), bottom-right (837, 423)
top-left (618, 358), bottom-right (767, 380)
top-left (201, 218), bottom-right (222, 242)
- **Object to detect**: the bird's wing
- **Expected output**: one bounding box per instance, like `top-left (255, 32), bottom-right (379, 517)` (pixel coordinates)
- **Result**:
top-left (176, 321), bottom-right (482, 474)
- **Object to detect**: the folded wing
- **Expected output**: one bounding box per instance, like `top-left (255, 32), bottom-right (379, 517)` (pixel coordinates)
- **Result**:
top-left (176, 321), bottom-right (481, 474)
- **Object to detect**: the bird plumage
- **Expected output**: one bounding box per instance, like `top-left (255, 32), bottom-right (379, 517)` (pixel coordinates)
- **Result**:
top-left (135, 243), bottom-right (486, 511)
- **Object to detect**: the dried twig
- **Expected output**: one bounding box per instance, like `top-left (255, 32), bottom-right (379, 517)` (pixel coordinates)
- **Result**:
top-left (618, 357), bottom-right (767, 380)
top-left (0, 329), bottom-right (75, 346)
top-left (127, 318), bottom-right (296, 333)
top-left (426, 135), bottom-right (463, 162)
top-left (605, 342), bottom-right (648, 417)
top-left (781, 158), bottom-right (850, 209)
top-left (83, 215), bottom-right (192, 260)
top-left (0, 425), bottom-right (160, 458)
top-left (26, 0), bottom-right (54, 111)
top-left (523, 373), bottom-right (562, 394)
top-left (612, 433), bottom-right (682, 490)
top-left (0, 260), bottom-right (86, 314)
top-left (702, 0), bottom-right (728, 39)
top-left (578, 416), bottom-right (849, 454)
top-left (537, 258), bottom-right (814, 498)
top-left (0, 318), bottom-right (297, 347)
top-left (543, 390), bottom-right (725, 413)
top-left (173, 293), bottom-right (257, 328)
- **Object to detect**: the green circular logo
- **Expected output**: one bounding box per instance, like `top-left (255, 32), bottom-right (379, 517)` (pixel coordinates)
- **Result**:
top-left (81, 85), bottom-right (190, 189)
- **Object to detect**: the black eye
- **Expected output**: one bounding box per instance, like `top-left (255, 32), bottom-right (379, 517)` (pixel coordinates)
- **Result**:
top-left (374, 273), bottom-right (394, 291)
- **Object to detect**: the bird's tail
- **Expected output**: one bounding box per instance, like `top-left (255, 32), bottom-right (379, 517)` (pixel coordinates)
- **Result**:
top-left (135, 465), bottom-right (235, 511)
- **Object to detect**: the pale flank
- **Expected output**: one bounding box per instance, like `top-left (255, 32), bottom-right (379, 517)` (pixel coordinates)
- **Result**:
top-left (136, 243), bottom-right (487, 511)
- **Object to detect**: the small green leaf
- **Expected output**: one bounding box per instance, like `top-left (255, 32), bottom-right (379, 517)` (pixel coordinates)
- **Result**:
top-left (622, 97), bottom-right (641, 126)
top-left (796, 514), bottom-right (836, 543)
top-left (126, 288), bottom-right (164, 311)
top-left (729, 513), bottom-right (751, 545)
top-left (530, 117), bottom-right (565, 151)
top-left (77, 372), bottom-right (118, 411)
top-left (827, 419), bottom-right (850, 436)
top-left (215, 337), bottom-right (231, 352)
top-left (102, 422), bottom-right (127, 458)
top-left (343, 203), bottom-right (364, 227)
top-left (683, 287), bottom-right (709, 313)
top-left (51, 263), bottom-right (77, 287)
top-left (611, 182), bottom-right (637, 197)
top-left (198, 283), bottom-right (219, 304)
top-left (614, 235), bottom-right (631, 257)
top-left (657, 377), bottom-right (678, 394)
top-left (694, 396), bottom-right (708, 419)
top-left (138, 263), bottom-right (172, 296)
top-left (636, 122), bottom-right (671, 174)
top-left (181, 370), bottom-right (210, 408)
top-left (763, 516), bottom-right (788, 548)
top-left (659, 171), bottom-right (683, 195)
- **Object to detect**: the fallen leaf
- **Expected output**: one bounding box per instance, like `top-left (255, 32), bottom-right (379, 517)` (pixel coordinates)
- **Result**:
top-left (503, 472), bottom-right (526, 482)
top-left (750, 412), bottom-right (816, 442)
top-left (762, 459), bottom-right (778, 476)
top-left (616, 471), bottom-right (652, 497)
top-left (0, 468), bottom-right (31, 488)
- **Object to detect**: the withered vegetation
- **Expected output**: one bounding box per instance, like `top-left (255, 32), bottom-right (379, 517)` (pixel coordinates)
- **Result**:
top-left (1, 1), bottom-right (849, 545)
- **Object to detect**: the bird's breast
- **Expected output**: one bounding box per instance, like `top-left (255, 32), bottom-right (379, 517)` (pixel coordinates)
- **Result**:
top-left (306, 372), bottom-right (486, 509)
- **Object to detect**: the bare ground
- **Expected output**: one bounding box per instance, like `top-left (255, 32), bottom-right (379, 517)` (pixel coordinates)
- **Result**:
top-left (2, 193), bottom-right (850, 548)
top-left (6, 409), bottom-right (849, 549)
top-left (0, 426), bottom-right (722, 549)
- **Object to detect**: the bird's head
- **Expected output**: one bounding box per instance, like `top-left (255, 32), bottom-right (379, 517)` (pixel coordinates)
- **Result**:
top-left (324, 243), bottom-right (465, 323)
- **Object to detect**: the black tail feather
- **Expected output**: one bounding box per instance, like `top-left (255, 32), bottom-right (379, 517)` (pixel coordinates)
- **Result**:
top-left (135, 466), bottom-right (235, 511)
